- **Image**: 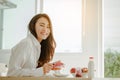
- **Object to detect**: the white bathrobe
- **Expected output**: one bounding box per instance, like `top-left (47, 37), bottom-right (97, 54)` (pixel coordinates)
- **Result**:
top-left (7, 33), bottom-right (43, 76)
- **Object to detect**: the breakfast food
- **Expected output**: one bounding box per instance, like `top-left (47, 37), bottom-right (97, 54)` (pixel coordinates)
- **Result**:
top-left (81, 67), bottom-right (88, 73)
top-left (75, 67), bottom-right (82, 77)
top-left (70, 67), bottom-right (82, 77)
top-left (70, 67), bottom-right (88, 77)
top-left (52, 60), bottom-right (64, 70)
top-left (76, 72), bottom-right (82, 77)
top-left (70, 67), bottom-right (76, 73)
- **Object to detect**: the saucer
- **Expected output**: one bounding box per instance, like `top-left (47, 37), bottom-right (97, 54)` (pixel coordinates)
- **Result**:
top-left (53, 73), bottom-right (69, 77)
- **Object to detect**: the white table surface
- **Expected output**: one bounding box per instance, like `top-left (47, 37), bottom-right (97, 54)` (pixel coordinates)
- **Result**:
top-left (0, 77), bottom-right (120, 80)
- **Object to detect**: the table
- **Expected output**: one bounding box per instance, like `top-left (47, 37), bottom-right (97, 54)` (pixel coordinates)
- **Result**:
top-left (0, 77), bottom-right (90, 80)
top-left (0, 77), bottom-right (120, 80)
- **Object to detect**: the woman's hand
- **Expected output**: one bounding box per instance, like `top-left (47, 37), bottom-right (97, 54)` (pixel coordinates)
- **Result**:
top-left (43, 63), bottom-right (53, 74)
top-left (51, 60), bottom-right (64, 70)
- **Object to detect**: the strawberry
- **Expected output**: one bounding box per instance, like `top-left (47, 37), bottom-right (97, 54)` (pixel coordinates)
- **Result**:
top-left (76, 73), bottom-right (82, 77)
top-left (81, 67), bottom-right (88, 73)
top-left (70, 67), bottom-right (76, 73)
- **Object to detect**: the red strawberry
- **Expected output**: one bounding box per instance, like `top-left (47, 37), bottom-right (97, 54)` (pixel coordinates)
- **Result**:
top-left (76, 73), bottom-right (82, 77)
top-left (81, 67), bottom-right (88, 73)
top-left (70, 67), bottom-right (76, 73)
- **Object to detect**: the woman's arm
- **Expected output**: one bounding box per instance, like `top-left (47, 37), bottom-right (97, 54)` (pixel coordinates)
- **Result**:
top-left (7, 40), bottom-right (43, 76)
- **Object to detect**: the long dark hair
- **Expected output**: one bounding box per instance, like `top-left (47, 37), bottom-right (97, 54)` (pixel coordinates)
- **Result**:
top-left (28, 13), bottom-right (56, 67)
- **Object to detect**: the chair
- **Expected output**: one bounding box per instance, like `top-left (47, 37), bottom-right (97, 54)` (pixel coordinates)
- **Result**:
top-left (0, 49), bottom-right (11, 76)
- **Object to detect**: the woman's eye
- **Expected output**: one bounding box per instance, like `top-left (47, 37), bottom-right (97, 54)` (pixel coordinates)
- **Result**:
top-left (40, 25), bottom-right (44, 27)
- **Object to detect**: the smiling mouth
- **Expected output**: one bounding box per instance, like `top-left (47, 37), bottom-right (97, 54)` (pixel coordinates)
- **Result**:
top-left (40, 32), bottom-right (48, 35)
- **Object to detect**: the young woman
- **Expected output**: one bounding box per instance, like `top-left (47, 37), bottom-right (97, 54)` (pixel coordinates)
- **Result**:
top-left (7, 13), bottom-right (56, 76)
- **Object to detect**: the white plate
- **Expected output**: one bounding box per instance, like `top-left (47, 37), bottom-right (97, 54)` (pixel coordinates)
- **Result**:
top-left (53, 73), bottom-right (69, 77)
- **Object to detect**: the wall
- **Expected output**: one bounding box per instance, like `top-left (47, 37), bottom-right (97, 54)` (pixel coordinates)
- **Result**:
top-left (0, 10), bottom-right (3, 49)
top-left (82, 0), bottom-right (102, 77)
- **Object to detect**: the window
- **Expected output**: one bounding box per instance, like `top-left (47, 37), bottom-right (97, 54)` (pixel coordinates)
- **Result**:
top-left (2, 0), bottom-right (35, 49)
top-left (38, 0), bottom-right (82, 53)
top-left (104, 0), bottom-right (120, 78)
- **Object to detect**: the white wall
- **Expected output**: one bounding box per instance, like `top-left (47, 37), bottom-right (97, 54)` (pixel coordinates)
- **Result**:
top-left (52, 53), bottom-right (95, 75)
top-left (0, 10), bottom-right (3, 49)
top-left (82, 0), bottom-right (102, 77)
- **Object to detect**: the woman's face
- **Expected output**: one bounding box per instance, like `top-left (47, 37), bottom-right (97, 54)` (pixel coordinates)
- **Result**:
top-left (35, 17), bottom-right (50, 42)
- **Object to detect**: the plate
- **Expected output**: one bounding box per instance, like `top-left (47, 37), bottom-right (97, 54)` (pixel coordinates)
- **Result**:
top-left (53, 73), bottom-right (69, 77)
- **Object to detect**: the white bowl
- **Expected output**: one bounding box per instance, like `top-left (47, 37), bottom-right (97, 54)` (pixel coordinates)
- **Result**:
top-left (82, 73), bottom-right (88, 78)
top-left (71, 73), bottom-right (76, 77)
